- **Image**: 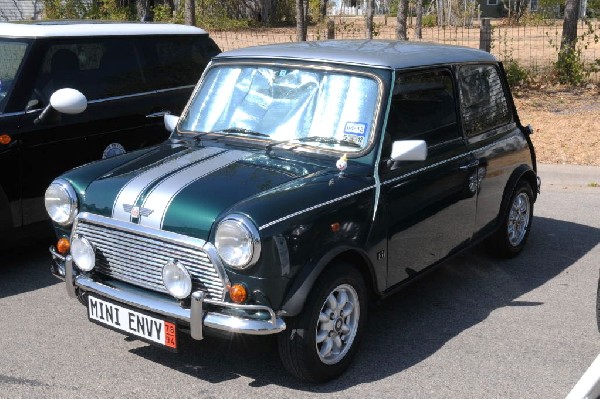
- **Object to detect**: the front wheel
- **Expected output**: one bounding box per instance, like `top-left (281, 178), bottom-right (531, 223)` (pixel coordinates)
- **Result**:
top-left (486, 180), bottom-right (534, 258)
top-left (277, 262), bottom-right (367, 382)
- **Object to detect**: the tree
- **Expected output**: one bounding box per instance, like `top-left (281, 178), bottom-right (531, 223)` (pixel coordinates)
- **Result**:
top-left (185, 0), bottom-right (195, 25)
top-left (561, 0), bottom-right (582, 52)
top-left (296, 0), bottom-right (307, 41)
top-left (136, 0), bottom-right (154, 21)
top-left (365, 0), bottom-right (375, 39)
top-left (396, 0), bottom-right (408, 40)
top-left (414, 0), bottom-right (423, 39)
top-left (319, 0), bottom-right (327, 21)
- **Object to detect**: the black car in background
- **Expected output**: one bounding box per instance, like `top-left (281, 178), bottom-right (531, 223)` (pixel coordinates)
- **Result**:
top-left (0, 21), bottom-right (220, 247)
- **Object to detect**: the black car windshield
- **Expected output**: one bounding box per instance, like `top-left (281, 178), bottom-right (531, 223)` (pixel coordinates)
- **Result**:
top-left (179, 64), bottom-right (381, 153)
top-left (0, 39), bottom-right (29, 113)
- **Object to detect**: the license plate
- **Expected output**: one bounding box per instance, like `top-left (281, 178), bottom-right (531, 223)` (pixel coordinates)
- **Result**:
top-left (87, 295), bottom-right (177, 350)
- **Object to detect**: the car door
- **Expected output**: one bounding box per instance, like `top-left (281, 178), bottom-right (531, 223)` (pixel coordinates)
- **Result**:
top-left (0, 37), bottom-right (36, 234)
top-left (455, 64), bottom-right (531, 241)
top-left (379, 68), bottom-right (478, 286)
top-left (17, 37), bottom-right (170, 226)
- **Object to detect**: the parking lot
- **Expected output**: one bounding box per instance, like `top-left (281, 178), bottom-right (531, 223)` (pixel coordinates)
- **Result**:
top-left (0, 163), bottom-right (598, 398)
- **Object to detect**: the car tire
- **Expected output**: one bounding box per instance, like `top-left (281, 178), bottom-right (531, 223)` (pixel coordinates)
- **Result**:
top-left (486, 179), bottom-right (534, 258)
top-left (277, 261), bottom-right (368, 382)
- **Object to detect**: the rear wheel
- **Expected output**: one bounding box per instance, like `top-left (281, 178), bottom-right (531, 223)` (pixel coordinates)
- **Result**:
top-left (486, 180), bottom-right (534, 258)
top-left (277, 262), bottom-right (367, 382)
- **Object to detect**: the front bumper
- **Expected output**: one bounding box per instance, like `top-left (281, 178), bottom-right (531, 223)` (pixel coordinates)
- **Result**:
top-left (50, 247), bottom-right (286, 339)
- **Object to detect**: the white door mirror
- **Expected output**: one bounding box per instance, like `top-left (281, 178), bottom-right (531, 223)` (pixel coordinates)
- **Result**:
top-left (49, 88), bottom-right (87, 114)
top-left (164, 114), bottom-right (179, 132)
top-left (390, 140), bottom-right (427, 162)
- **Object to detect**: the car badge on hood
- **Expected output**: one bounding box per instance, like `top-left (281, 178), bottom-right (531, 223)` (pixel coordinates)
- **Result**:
top-left (123, 204), bottom-right (154, 218)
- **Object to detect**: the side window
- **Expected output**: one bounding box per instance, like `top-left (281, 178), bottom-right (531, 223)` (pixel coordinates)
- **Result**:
top-left (457, 64), bottom-right (511, 137)
top-left (386, 69), bottom-right (459, 151)
top-left (138, 36), bottom-right (221, 91)
top-left (32, 39), bottom-right (148, 105)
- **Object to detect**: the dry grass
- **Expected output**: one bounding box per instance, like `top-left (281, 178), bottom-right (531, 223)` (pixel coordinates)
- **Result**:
top-left (514, 85), bottom-right (600, 166)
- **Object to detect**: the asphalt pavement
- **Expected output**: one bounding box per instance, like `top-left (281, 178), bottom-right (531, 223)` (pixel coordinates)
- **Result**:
top-left (0, 163), bottom-right (598, 398)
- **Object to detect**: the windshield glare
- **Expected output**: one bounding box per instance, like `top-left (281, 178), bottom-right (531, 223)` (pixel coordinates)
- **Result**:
top-left (179, 65), bottom-right (380, 153)
top-left (0, 40), bottom-right (29, 112)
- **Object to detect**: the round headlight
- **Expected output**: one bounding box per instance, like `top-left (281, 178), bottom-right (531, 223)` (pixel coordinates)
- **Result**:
top-left (71, 236), bottom-right (95, 271)
top-left (215, 215), bottom-right (261, 269)
top-left (44, 179), bottom-right (78, 225)
top-left (162, 260), bottom-right (192, 299)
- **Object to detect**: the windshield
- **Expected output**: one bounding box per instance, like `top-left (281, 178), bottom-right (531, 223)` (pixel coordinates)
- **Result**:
top-left (0, 39), bottom-right (29, 113)
top-left (179, 64), bottom-right (381, 153)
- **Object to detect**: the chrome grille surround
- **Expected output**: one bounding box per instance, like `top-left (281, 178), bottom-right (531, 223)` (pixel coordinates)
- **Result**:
top-left (71, 212), bottom-right (229, 301)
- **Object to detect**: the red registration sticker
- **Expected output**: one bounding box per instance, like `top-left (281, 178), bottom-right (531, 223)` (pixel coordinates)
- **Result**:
top-left (165, 322), bottom-right (177, 349)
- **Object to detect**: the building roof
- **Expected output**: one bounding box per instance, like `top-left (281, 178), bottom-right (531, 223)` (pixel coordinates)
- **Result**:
top-left (0, 21), bottom-right (208, 38)
top-left (215, 40), bottom-right (497, 70)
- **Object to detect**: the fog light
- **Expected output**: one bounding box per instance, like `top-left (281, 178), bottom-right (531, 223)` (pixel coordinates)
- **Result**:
top-left (71, 236), bottom-right (95, 271)
top-left (229, 284), bottom-right (248, 303)
top-left (56, 237), bottom-right (70, 255)
top-left (162, 259), bottom-right (192, 299)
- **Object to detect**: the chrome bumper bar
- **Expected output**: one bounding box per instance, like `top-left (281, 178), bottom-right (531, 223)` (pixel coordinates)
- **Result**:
top-left (52, 248), bottom-right (286, 338)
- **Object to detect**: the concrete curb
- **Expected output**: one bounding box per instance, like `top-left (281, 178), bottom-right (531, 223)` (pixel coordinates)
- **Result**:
top-left (566, 354), bottom-right (600, 399)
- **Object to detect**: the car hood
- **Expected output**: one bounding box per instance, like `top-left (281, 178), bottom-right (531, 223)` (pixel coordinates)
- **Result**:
top-left (78, 142), bottom-right (351, 240)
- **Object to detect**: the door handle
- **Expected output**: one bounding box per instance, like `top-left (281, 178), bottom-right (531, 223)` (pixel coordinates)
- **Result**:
top-left (459, 159), bottom-right (480, 171)
top-left (146, 111), bottom-right (170, 119)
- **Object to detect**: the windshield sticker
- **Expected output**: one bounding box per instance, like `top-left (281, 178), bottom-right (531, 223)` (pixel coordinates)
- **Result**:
top-left (343, 122), bottom-right (368, 146)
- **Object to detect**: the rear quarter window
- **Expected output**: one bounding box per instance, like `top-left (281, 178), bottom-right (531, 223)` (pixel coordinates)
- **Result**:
top-left (457, 64), bottom-right (512, 137)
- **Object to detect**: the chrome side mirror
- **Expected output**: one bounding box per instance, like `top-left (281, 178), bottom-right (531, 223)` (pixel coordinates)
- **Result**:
top-left (390, 140), bottom-right (427, 162)
top-left (164, 114), bottom-right (179, 132)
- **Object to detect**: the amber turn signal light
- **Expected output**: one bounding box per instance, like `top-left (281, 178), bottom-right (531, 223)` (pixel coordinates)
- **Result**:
top-left (56, 237), bottom-right (70, 255)
top-left (229, 284), bottom-right (248, 303)
top-left (0, 134), bottom-right (11, 145)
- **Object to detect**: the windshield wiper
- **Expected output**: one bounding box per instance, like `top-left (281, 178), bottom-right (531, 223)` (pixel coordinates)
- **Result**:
top-left (219, 128), bottom-right (270, 138)
top-left (265, 136), bottom-right (361, 154)
top-left (295, 136), bottom-right (361, 148)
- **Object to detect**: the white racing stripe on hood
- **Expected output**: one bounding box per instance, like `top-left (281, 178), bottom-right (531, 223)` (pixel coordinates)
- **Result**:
top-left (112, 147), bottom-right (224, 222)
top-left (139, 149), bottom-right (250, 229)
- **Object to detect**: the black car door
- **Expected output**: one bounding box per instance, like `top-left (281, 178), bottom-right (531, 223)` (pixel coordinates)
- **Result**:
top-left (379, 68), bottom-right (478, 286)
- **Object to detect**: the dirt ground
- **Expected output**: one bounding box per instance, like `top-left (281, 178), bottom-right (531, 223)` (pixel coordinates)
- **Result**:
top-left (513, 85), bottom-right (600, 166)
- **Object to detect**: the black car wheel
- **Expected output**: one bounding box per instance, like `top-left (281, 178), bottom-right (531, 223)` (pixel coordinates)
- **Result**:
top-left (277, 261), bottom-right (367, 382)
top-left (486, 179), bottom-right (534, 258)
top-left (596, 274), bottom-right (600, 332)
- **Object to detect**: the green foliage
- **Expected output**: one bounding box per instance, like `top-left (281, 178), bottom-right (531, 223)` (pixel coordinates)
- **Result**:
top-left (546, 21), bottom-right (600, 85)
top-left (554, 47), bottom-right (587, 84)
top-left (422, 14), bottom-right (437, 27)
top-left (42, 0), bottom-right (89, 19)
top-left (504, 60), bottom-right (530, 87)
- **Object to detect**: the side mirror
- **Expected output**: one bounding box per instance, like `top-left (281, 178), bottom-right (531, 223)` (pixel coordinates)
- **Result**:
top-left (50, 88), bottom-right (87, 114)
top-left (34, 88), bottom-right (87, 125)
top-left (390, 140), bottom-right (427, 162)
top-left (164, 114), bottom-right (179, 132)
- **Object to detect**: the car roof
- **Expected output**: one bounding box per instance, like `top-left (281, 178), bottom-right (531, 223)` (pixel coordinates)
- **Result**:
top-left (0, 21), bottom-right (208, 38)
top-left (215, 40), bottom-right (497, 69)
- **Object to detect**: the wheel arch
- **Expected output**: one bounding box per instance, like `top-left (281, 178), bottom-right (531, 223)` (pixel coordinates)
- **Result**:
top-left (502, 165), bottom-right (538, 208)
top-left (280, 247), bottom-right (378, 317)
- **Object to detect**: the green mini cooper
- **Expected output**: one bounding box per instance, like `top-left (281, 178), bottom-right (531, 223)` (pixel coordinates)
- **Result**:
top-left (47, 40), bottom-right (540, 382)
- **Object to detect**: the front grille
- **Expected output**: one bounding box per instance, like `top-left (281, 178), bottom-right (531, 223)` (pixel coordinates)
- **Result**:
top-left (74, 218), bottom-right (225, 300)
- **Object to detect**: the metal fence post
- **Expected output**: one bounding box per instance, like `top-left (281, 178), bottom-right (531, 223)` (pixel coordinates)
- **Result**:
top-left (479, 18), bottom-right (492, 52)
top-left (327, 19), bottom-right (335, 39)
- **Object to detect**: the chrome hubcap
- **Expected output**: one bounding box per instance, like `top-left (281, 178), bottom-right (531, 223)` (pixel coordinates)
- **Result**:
top-left (315, 284), bottom-right (360, 365)
top-left (507, 192), bottom-right (531, 247)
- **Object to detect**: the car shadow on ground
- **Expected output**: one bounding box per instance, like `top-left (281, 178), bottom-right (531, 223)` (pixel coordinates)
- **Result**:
top-left (128, 215), bottom-right (600, 390)
top-left (0, 239), bottom-right (59, 299)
